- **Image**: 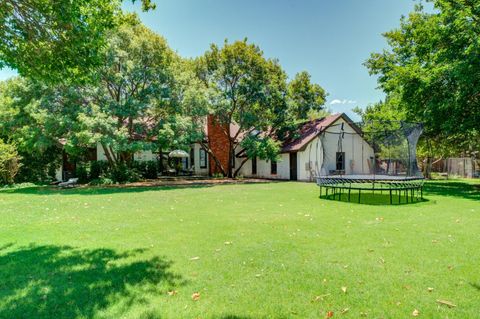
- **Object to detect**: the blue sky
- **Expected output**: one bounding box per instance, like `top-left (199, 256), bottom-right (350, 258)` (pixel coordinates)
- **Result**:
top-left (0, 0), bottom-right (425, 118)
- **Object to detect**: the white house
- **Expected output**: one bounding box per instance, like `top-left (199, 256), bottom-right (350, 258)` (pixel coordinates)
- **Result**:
top-left (232, 113), bottom-right (374, 181)
top-left (57, 113), bottom-right (374, 182)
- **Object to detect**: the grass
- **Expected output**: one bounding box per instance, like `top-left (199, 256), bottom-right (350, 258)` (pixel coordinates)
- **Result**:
top-left (0, 179), bottom-right (479, 318)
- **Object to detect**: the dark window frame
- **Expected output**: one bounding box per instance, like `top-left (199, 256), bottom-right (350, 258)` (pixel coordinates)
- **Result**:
top-left (336, 152), bottom-right (345, 171)
top-left (190, 148), bottom-right (194, 167)
top-left (271, 160), bottom-right (277, 175)
top-left (199, 148), bottom-right (207, 168)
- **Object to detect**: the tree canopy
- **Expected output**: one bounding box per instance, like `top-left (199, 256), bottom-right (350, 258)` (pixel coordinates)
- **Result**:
top-left (365, 0), bottom-right (480, 139)
top-left (0, 0), bottom-right (155, 83)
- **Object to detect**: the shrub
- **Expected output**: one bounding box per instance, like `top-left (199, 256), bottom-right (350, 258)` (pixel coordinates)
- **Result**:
top-left (0, 140), bottom-right (21, 185)
top-left (108, 163), bottom-right (141, 183)
top-left (90, 160), bottom-right (109, 180)
top-left (145, 161), bottom-right (158, 179)
top-left (89, 177), bottom-right (114, 186)
top-left (14, 145), bottom-right (61, 183)
top-left (75, 165), bottom-right (89, 184)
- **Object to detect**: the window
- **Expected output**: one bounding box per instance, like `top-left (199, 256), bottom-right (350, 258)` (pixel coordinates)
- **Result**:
top-left (336, 152), bottom-right (345, 171)
top-left (190, 148), bottom-right (194, 167)
top-left (199, 148), bottom-right (207, 168)
top-left (271, 160), bottom-right (277, 175)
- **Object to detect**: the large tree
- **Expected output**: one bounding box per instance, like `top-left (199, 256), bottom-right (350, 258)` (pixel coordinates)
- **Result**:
top-left (195, 40), bottom-right (290, 177)
top-left (365, 0), bottom-right (480, 139)
top-left (0, 0), bottom-right (155, 83)
top-left (71, 19), bottom-right (177, 167)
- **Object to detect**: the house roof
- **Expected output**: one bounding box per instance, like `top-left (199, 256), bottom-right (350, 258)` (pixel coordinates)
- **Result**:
top-left (280, 113), bottom-right (360, 153)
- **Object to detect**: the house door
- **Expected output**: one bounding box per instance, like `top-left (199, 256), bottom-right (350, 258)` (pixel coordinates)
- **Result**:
top-left (252, 156), bottom-right (257, 175)
top-left (289, 152), bottom-right (297, 180)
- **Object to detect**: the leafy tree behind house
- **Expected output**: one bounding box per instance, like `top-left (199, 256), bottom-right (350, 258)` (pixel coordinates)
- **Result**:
top-left (195, 40), bottom-right (300, 177)
top-left (287, 71), bottom-right (327, 120)
top-left (0, 139), bottom-right (20, 185)
top-left (365, 0), bottom-right (480, 140)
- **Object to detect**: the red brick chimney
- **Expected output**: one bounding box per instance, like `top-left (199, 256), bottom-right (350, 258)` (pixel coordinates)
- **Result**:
top-left (207, 115), bottom-right (230, 176)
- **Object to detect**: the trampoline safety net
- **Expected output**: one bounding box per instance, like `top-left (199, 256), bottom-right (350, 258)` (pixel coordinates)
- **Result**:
top-left (316, 120), bottom-right (425, 204)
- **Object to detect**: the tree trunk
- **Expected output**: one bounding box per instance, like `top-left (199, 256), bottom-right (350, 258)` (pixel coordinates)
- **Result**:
top-left (101, 143), bottom-right (116, 168)
top-left (233, 157), bottom-right (249, 178)
top-left (199, 141), bottom-right (227, 176)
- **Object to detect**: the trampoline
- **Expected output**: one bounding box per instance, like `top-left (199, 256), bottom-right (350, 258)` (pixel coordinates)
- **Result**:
top-left (313, 119), bottom-right (425, 204)
top-left (317, 174), bottom-right (424, 204)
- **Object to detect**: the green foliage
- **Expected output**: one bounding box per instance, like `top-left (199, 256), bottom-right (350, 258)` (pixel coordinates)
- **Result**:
top-left (107, 163), bottom-right (141, 183)
top-left (132, 160), bottom-right (158, 179)
top-left (74, 165), bottom-right (89, 184)
top-left (365, 0), bottom-right (480, 139)
top-left (0, 139), bottom-right (20, 185)
top-left (240, 135), bottom-right (280, 162)
top-left (287, 71), bottom-right (327, 120)
top-left (196, 39), bottom-right (292, 177)
top-left (0, 0), bottom-right (155, 83)
top-left (89, 177), bottom-right (114, 186)
top-left (89, 161), bottom-right (109, 180)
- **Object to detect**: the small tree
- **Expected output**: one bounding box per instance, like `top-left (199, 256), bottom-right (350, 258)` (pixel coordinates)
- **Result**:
top-left (0, 139), bottom-right (20, 185)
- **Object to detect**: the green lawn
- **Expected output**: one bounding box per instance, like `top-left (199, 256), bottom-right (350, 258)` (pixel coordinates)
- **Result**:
top-left (0, 180), bottom-right (479, 318)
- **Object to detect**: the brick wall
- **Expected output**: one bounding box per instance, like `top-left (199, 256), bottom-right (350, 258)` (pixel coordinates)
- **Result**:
top-left (207, 115), bottom-right (230, 176)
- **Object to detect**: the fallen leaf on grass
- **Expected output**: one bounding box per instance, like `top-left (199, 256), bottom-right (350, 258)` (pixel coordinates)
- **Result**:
top-left (191, 292), bottom-right (200, 301)
top-left (341, 308), bottom-right (349, 314)
top-left (313, 294), bottom-right (330, 302)
top-left (167, 290), bottom-right (177, 296)
top-left (412, 309), bottom-right (420, 317)
top-left (436, 299), bottom-right (456, 308)
top-left (224, 241), bottom-right (232, 245)
top-left (325, 311), bottom-right (334, 318)
top-left (341, 286), bottom-right (347, 294)
top-left (190, 256), bottom-right (200, 261)
top-left (427, 287), bottom-right (434, 292)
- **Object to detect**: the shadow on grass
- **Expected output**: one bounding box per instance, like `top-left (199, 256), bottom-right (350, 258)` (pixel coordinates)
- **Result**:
top-left (0, 180), bottom-right (281, 196)
top-left (0, 244), bottom-right (184, 318)
top-left (0, 184), bottom-right (214, 196)
top-left (470, 282), bottom-right (480, 291)
top-left (423, 180), bottom-right (480, 201)
top-left (320, 191), bottom-right (428, 205)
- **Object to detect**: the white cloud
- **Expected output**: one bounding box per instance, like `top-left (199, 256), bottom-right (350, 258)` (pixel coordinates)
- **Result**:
top-left (330, 99), bottom-right (357, 105)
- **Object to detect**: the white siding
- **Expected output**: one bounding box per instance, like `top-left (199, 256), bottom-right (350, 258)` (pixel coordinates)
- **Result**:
top-left (234, 117), bottom-right (374, 181)
top-left (134, 150), bottom-right (156, 162)
top-left (96, 143), bottom-right (157, 162)
top-left (235, 153), bottom-right (290, 180)
top-left (192, 143), bottom-right (209, 176)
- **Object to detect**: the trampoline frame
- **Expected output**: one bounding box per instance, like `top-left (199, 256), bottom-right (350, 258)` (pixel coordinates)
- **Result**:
top-left (317, 175), bottom-right (425, 204)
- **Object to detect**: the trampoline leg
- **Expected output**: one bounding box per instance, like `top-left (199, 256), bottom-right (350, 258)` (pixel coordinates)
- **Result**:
top-left (406, 189), bottom-right (408, 203)
top-left (319, 186), bottom-right (322, 198)
top-left (358, 189), bottom-right (361, 203)
top-left (389, 189), bottom-right (392, 205)
top-left (348, 188), bottom-right (351, 202)
top-left (421, 187), bottom-right (423, 199)
top-left (326, 188), bottom-right (329, 198)
top-left (398, 189), bottom-right (401, 204)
